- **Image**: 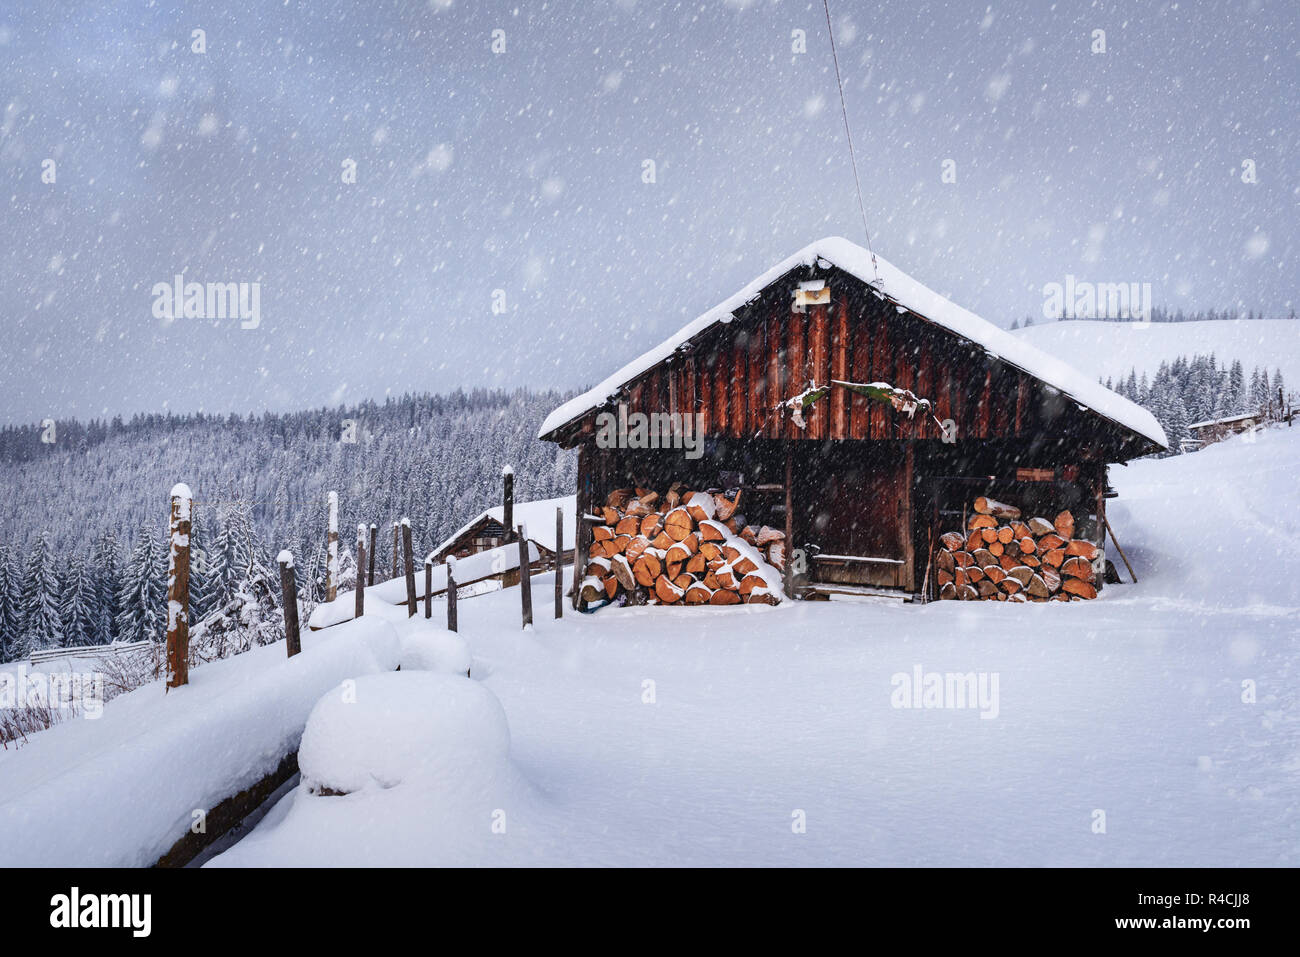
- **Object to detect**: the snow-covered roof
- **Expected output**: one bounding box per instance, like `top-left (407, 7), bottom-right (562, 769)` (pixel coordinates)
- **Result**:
top-left (1188, 412), bottom-right (1257, 429)
top-left (539, 237), bottom-right (1167, 450)
top-left (429, 494), bottom-right (576, 560)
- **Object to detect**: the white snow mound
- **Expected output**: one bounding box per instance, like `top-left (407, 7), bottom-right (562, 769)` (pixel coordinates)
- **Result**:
top-left (299, 672), bottom-right (509, 796)
top-left (399, 629), bottom-right (473, 676)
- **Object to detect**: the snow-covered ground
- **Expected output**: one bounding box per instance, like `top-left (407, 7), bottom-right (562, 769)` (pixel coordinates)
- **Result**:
top-left (209, 426), bottom-right (1299, 867)
top-left (1013, 319), bottom-right (1299, 385)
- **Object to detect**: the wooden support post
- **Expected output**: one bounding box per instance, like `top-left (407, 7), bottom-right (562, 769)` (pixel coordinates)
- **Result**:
top-left (1094, 464), bottom-right (1107, 593)
top-left (783, 443), bottom-right (794, 599)
top-left (555, 506), bottom-right (564, 619)
top-left (165, 483), bottom-right (192, 690)
top-left (424, 558), bottom-right (433, 619)
top-left (367, 523), bottom-right (377, 587)
top-left (446, 557), bottom-right (458, 632)
top-left (391, 521), bottom-right (401, 581)
top-left (502, 465), bottom-right (514, 541)
top-left (355, 524), bottom-right (366, 619)
top-left (1103, 513), bottom-right (1138, 584)
top-left (573, 444), bottom-right (590, 610)
top-left (278, 551), bottom-right (301, 658)
top-left (401, 520), bottom-right (416, 617)
top-left (517, 524), bottom-right (533, 628)
top-left (902, 441), bottom-right (916, 593)
top-left (325, 491), bottom-right (338, 602)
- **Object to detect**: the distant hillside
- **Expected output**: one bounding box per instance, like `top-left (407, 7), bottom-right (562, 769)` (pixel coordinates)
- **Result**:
top-left (0, 389), bottom-right (577, 658)
top-left (1012, 319), bottom-right (1300, 386)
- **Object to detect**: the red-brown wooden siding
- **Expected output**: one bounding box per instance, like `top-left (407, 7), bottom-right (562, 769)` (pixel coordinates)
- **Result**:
top-left (581, 274), bottom-right (1126, 450)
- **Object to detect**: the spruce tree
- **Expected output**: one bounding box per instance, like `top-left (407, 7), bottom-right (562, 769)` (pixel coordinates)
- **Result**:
top-left (91, 529), bottom-right (121, 644)
top-left (188, 510), bottom-right (212, 622)
top-left (1228, 360), bottom-right (1245, 413)
top-left (0, 544), bottom-right (22, 661)
top-left (61, 555), bottom-right (96, 648)
top-left (18, 534), bottom-right (64, 654)
top-left (208, 510), bottom-right (240, 611)
top-left (117, 523), bottom-right (165, 643)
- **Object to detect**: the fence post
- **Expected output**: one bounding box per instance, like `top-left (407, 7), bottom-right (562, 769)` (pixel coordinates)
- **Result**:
top-left (446, 556), bottom-right (458, 632)
top-left (355, 524), bottom-right (367, 619)
top-left (402, 519), bottom-right (417, 617)
top-left (165, 483), bottom-right (192, 691)
top-left (278, 551), bottom-right (301, 657)
top-left (325, 491), bottom-right (339, 602)
top-left (391, 521), bottom-right (401, 581)
top-left (424, 557), bottom-right (432, 619)
top-left (517, 523), bottom-right (533, 628)
top-left (502, 465), bottom-right (514, 541)
top-left (555, 506), bottom-right (564, 619)
top-left (367, 523), bottom-right (377, 587)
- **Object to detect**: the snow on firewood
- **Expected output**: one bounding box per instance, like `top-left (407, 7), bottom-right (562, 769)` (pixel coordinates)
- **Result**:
top-left (581, 481), bottom-right (787, 608)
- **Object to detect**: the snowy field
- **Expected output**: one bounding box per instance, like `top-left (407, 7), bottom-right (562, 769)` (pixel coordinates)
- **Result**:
top-left (1013, 319), bottom-right (1299, 385)
top-left (209, 426), bottom-right (1299, 868)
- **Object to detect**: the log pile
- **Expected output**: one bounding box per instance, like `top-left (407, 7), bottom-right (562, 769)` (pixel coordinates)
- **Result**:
top-left (934, 497), bottom-right (1100, 602)
top-left (579, 482), bottom-right (785, 607)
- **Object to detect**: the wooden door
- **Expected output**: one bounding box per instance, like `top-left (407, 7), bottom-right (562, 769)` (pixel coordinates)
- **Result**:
top-left (806, 443), bottom-right (907, 588)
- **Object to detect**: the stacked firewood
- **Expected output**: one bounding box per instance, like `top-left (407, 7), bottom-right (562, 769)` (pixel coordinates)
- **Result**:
top-left (935, 497), bottom-right (1100, 601)
top-left (579, 482), bottom-right (785, 606)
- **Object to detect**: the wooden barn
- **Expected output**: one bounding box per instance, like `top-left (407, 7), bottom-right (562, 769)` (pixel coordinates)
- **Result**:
top-left (539, 237), bottom-right (1167, 606)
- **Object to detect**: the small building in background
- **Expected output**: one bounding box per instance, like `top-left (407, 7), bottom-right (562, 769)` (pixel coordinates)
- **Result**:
top-left (1187, 412), bottom-right (1259, 448)
top-left (428, 494), bottom-right (576, 586)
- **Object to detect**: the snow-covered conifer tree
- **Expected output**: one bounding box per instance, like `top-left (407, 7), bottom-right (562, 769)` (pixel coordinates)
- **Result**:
top-left (117, 523), bottom-right (165, 643)
top-left (18, 533), bottom-right (64, 654)
top-left (60, 554), bottom-right (96, 647)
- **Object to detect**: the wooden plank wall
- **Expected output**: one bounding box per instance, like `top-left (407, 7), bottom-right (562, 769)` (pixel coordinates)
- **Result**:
top-left (604, 271), bottom-right (1058, 446)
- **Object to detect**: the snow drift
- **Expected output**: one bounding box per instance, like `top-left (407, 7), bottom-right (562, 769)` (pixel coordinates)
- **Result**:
top-left (0, 616), bottom-right (400, 867)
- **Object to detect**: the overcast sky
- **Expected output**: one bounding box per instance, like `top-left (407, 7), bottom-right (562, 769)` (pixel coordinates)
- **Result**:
top-left (1, 0), bottom-right (1295, 424)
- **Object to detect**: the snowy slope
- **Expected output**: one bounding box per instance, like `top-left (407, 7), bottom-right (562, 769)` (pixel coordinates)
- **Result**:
top-left (211, 427), bottom-right (1298, 867)
top-left (0, 617), bottom-right (402, 867)
top-left (1013, 319), bottom-right (1300, 386)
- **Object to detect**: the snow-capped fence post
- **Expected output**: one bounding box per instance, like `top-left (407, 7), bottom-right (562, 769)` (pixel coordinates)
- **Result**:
top-left (391, 521), bottom-right (401, 581)
top-left (367, 523), bottom-right (377, 586)
top-left (278, 551), bottom-right (301, 658)
top-left (517, 523), bottom-right (533, 628)
top-left (554, 506), bottom-right (564, 619)
top-left (502, 465), bottom-right (514, 541)
top-left (402, 519), bottom-right (417, 617)
top-left (423, 557), bottom-right (432, 619)
top-left (165, 483), bottom-right (192, 691)
top-left (446, 557), bottom-right (458, 632)
top-left (355, 524), bottom-right (367, 619)
top-left (325, 491), bottom-right (339, 602)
